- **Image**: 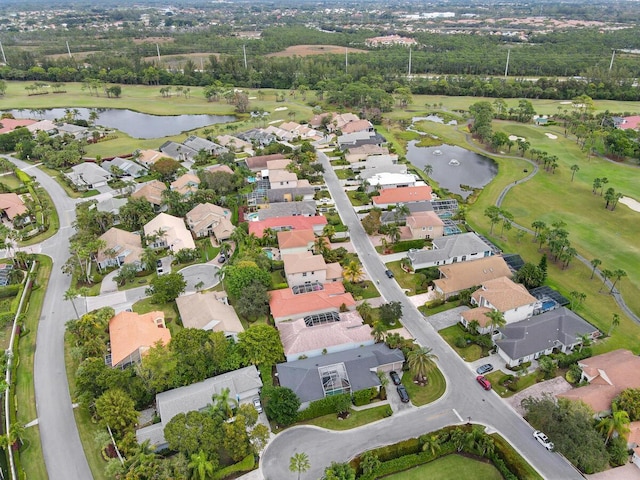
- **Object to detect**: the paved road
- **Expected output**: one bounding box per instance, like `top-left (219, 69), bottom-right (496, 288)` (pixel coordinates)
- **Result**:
top-left (3, 156), bottom-right (93, 480)
top-left (260, 151), bottom-right (583, 480)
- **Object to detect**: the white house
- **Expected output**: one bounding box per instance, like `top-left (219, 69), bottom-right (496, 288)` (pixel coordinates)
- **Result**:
top-left (282, 251), bottom-right (342, 288)
top-left (406, 232), bottom-right (493, 270)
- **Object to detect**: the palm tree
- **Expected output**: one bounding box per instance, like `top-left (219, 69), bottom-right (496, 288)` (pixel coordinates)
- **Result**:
top-left (600, 269), bottom-right (614, 293)
top-left (322, 224), bottom-right (336, 241)
top-left (141, 247), bottom-right (158, 273)
top-left (484, 310), bottom-right (506, 333)
top-left (371, 321), bottom-right (386, 343)
top-left (590, 258), bottom-right (601, 280)
top-left (211, 387), bottom-right (237, 419)
top-left (609, 314), bottom-right (620, 336)
top-left (357, 301), bottom-right (373, 323)
top-left (422, 435), bottom-right (442, 456)
top-left (219, 242), bottom-right (231, 258)
top-left (188, 450), bottom-right (216, 480)
top-left (313, 236), bottom-right (330, 257)
top-left (64, 288), bottom-right (81, 319)
top-left (609, 269), bottom-right (627, 294)
top-left (343, 261), bottom-right (363, 284)
top-left (597, 408), bottom-right (630, 445)
top-left (422, 164), bottom-right (433, 177)
top-left (407, 346), bottom-right (438, 386)
top-left (531, 220), bottom-right (546, 239)
top-left (570, 164), bottom-right (580, 182)
top-left (385, 223), bottom-right (401, 245)
top-left (289, 452), bottom-right (311, 480)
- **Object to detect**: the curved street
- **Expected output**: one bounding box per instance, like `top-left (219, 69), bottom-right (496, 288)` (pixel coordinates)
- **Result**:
top-left (260, 150), bottom-right (584, 480)
top-left (3, 156), bottom-right (92, 480)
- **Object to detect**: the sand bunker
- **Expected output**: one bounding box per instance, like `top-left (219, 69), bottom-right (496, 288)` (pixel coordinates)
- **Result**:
top-left (620, 196), bottom-right (640, 213)
top-left (560, 101), bottom-right (572, 104)
top-left (508, 135), bottom-right (526, 142)
top-left (274, 106), bottom-right (288, 111)
top-left (545, 133), bottom-right (558, 140)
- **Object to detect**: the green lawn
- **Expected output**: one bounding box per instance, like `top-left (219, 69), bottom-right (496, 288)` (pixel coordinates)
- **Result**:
top-left (118, 271), bottom-right (155, 291)
top-left (385, 261), bottom-right (420, 296)
top-left (381, 454), bottom-right (503, 480)
top-left (0, 172), bottom-right (24, 190)
top-left (485, 370), bottom-right (539, 398)
top-left (439, 324), bottom-right (489, 362)
top-left (18, 184), bottom-right (61, 247)
top-left (16, 256), bottom-right (52, 480)
top-left (132, 297), bottom-right (182, 333)
top-left (401, 367), bottom-right (446, 407)
top-left (420, 300), bottom-right (463, 316)
top-left (334, 168), bottom-right (355, 180)
top-left (304, 404), bottom-right (391, 431)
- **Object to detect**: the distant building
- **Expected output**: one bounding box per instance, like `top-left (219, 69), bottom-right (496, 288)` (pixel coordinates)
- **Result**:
top-left (366, 35), bottom-right (417, 47)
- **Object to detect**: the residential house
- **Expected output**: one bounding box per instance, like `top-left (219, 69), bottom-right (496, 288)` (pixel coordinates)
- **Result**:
top-left (257, 200), bottom-right (317, 221)
top-left (558, 349), bottom-right (640, 415)
top-left (266, 159), bottom-right (292, 171)
top-left (204, 164), bottom-right (234, 175)
top-left (268, 169), bottom-right (299, 190)
top-left (617, 116), bottom-right (640, 131)
top-left (0, 193), bottom-right (27, 221)
top-left (64, 163), bottom-right (112, 190)
top-left (266, 185), bottom-right (315, 203)
top-left (433, 256), bottom-right (512, 299)
top-left (264, 124), bottom-right (296, 142)
top-left (277, 229), bottom-right (315, 256)
top-left (282, 251), bottom-right (342, 287)
top-left (366, 35), bottom-right (417, 47)
top-left (407, 232), bottom-right (494, 270)
top-left (135, 149), bottom-right (165, 168)
top-left (26, 119), bottom-right (58, 135)
top-left (406, 211), bottom-right (445, 240)
top-left (185, 203), bottom-right (234, 242)
top-left (353, 153), bottom-right (400, 170)
top-left (183, 135), bottom-right (228, 156)
top-left (108, 311), bottom-right (171, 369)
top-left (176, 291), bottom-right (244, 339)
top-left (365, 172), bottom-right (418, 192)
top-left (344, 144), bottom-right (389, 163)
top-left (278, 311), bottom-right (374, 362)
top-left (56, 123), bottom-right (89, 140)
top-left (96, 227), bottom-right (143, 269)
top-left (143, 213), bottom-right (196, 252)
top-left (136, 366), bottom-right (262, 450)
top-left (338, 131), bottom-right (385, 150)
top-left (276, 344), bottom-right (405, 408)
top-left (460, 276), bottom-right (538, 334)
top-left (101, 157), bottom-right (148, 178)
top-left (359, 164), bottom-right (407, 180)
top-left (379, 200), bottom-right (435, 225)
top-left (372, 185), bottom-right (433, 208)
top-left (131, 180), bottom-right (167, 211)
top-left (248, 215), bottom-right (327, 237)
top-left (0, 118), bottom-right (36, 134)
top-left (170, 173), bottom-right (200, 196)
top-left (159, 141), bottom-right (198, 163)
top-left (341, 119), bottom-right (374, 135)
top-left (216, 134), bottom-right (254, 155)
top-left (269, 282), bottom-right (356, 323)
top-left (95, 196), bottom-right (127, 217)
top-left (244, 153), bottom-right (286, 172)
top-left (236, 129), bottom-right (276, 148)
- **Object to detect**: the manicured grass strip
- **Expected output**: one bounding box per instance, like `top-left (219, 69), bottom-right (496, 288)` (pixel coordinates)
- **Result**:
top-left (381, 454), bottom-right (503, 480)
top-left (18, 183), bottom-right (60, 247)
top-left (438, 324), bottom-right (487, 363)
top-left (485, 370), bottom-right (539, 398)
top-left (16, 255), bottom-right (52, 480)
top-left (402, 367), bottom-right (446, 407)
top-left (304, 404), bottom-right (391, 431)
top-left (385, 261), bottom-right (419, 296)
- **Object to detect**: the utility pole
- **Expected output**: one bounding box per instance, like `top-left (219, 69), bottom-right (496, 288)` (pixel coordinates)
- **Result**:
top-left (504, 48), bottom-right (511, 77)
top-left (243, 45), bottom-right (247, 69)
top-left (609, 49), bottom-right (615, 71)
top-left (0, 40), bottom-right (7, 65)
top-left (156, 43), bottom-right (161, 65)
top-left (408, 47), bottom-right (412, 77)
top-left (66, 40), bottom-right (72, 58)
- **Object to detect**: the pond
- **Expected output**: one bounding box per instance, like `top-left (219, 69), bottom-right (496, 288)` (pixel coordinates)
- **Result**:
top-left (406, 141), bottom-right (498, 199)
top-left (4, 108), bottom-right (236, 139)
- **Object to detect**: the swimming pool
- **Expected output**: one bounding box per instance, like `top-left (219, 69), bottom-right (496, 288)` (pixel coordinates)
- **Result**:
top-left (246, 212), bottom-right (259, 221)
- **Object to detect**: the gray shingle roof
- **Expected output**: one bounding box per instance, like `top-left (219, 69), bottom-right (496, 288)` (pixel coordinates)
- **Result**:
top-left (101, 157), bottom-right (148, 177)
top-left (183, 135), bottom-right (228, 155)
top-left (159, 141), bottom-right (198, 161)
top-left (407, 232), bottom-right (492, 265)
top-left (257, 200), bottom-right (317, 220)
top-left (276, 344), bottom-right (404, 403)
top-left (266, 186), bottom-right (315, 203)
top-left (496, 307), bottom-right (599, 361)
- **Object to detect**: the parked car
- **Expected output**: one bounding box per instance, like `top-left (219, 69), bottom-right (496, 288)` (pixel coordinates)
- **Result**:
top-left (476, 364), bottom-right (494, 375)
top-left (218, 255), bottom-right (226, 264)
top-left (385, 269), bottom-right (394, 278)
top-left (476, 375), bottom-right (492, 390)
top-left (252, 397), bottom-right (263, 413)
top-left (389, 371), bottom-right (401, 386)
top-left (533, 430), bottom-right (554, 450)
top-left (396, 385), bottom-right (410, 403)
top-left (156, 259), bottom-right (166, 275)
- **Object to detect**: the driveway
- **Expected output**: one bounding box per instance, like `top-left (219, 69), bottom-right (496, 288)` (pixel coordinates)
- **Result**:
top-left (178, 263), bottom-right (220, 293)
top-left (426, 306), bottom-right (469, 331)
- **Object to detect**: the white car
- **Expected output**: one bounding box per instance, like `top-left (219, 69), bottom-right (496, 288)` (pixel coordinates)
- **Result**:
top-left (533, 430), bottom-right (554, 451)
top-left (253, 397), bottom-right (263, 413)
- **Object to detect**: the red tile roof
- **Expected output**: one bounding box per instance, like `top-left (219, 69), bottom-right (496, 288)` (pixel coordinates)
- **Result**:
top-left (269, 282), bottom-right (356, 321)
top-left (619, 115), bottom-right (640, 130)
top-left (108, 311), bottom-right (171, 367)
top-left (0, 118), bottom-right (37, 134)
top-left (372, 186), bottom-right (432, 206)
top-left (248, 215), bottom-right (327, 237)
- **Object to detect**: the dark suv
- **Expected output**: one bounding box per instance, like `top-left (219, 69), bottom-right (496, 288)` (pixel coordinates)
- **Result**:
top-left (389, 371), bottom-right (401, 385)
top-left (385, 269), bottom-right (394, 278)
top-left (396, 385), bottom-right (410, 403)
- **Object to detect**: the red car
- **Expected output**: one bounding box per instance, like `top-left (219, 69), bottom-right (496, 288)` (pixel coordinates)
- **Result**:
top-left (476, 375), bottom-right (491, 390)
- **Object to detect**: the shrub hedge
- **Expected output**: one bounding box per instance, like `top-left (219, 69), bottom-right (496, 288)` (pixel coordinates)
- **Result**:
top-left (212, 454), bottom-right (255, 480)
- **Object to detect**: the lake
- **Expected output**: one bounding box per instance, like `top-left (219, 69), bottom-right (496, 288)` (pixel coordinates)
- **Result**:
top-left (406, 141), bottom-right (498, 199)
top-left (4, 108), bottom-right (235, 139)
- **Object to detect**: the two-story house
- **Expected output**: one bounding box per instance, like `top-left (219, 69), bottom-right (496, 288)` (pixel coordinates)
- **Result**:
top-left (282, 251), bottom-right (342, 288)
top-left (185, 203), bottom-right (234, 242)
top-left (406, 211), bottom-right (445, 240)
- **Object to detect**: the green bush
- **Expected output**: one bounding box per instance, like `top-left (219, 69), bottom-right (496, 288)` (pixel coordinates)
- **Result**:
top-left (499, 374), bottom-right (515, 385)
top-left (454, 336), bottom-right (467, 348)
top-left (0, 284), bottom-right (21, 299)
top-left (212, 454), bottom-right (255, 480)
top-left (297, 395), bottom-right (344, 421)
top-left (557, 348), bottom-right (592, 368)
top-left (390, 239), bottom-right (427, 253)
top-left (507, 361), bottom-right (531, 372)
top-left (353, 388), bottom-right (376, 406)
top-left (426, 299), bottom-right (445, 309)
